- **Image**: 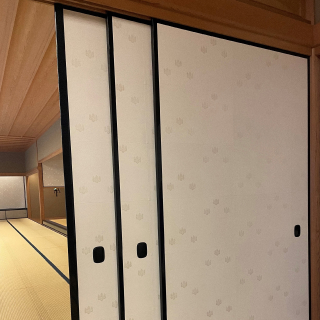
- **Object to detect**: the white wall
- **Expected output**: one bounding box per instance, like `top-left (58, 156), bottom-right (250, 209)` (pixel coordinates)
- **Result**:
top-left (24, 119), bottom-right (62, 172)
top-left (0, 176), bottom-right (26, 210)
top-left (37, 119), bottom-right (62, 161)
top-left (0, 152), bottom-right (25, 173)
top-left (42, 153), bottom-right (65, 187)
top-left (24, 143), bottom-right (37, 172)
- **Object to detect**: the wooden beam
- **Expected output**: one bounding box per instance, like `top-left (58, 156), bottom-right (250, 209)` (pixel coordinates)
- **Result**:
top-left (310, 48), bottom-right (320, 320)
top-left (37, 163), bottom-right (45, 224)
top-left (38, 0), bottom-right (313, 55)
top-left (38, 147), bottom-right (63, 163)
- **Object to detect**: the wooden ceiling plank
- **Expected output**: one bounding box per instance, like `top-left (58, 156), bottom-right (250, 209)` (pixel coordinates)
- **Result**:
top-left (24, 88), bottom-right (60, 138)
top-left (0, 0), bottom-right (55, 136)
top-left (9, 35), bottom-right (58, 137)
top-left (0, 0), bottom-right (19, 95)
top-left (34, 112), bottom-right (61, 141)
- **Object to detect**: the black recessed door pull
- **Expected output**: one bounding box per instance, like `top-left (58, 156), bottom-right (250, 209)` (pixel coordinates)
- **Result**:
top-left (137, 242), bottom-right (147, 258)
top-left (294, 225), bottom-right (301, 237)
top-left (93, 246), bottom-right (105, 263)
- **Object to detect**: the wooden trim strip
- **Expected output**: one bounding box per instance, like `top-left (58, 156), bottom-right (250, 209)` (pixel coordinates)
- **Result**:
top-left (38, 147), bottom-right (63, 163)
top-left (0, 172), bottom-right (25, 176)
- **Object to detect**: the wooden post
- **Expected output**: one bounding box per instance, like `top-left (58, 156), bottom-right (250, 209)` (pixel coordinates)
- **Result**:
top-left (310, 48), bottom-right (320, 320)
top-left (26, 175), bottom-right (32, 219)
top-left (37, 163), bottom-right (45, 224)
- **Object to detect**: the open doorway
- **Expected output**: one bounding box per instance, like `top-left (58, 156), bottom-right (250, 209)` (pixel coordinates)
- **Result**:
top-left (0, 0), bottom-right (71, 319)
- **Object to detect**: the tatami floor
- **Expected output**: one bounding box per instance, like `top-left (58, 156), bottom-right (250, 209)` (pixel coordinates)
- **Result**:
top-left (0, 218), bottom-right (71, 320)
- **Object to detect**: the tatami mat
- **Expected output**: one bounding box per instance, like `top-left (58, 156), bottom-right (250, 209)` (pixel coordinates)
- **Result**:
top-left (8, 218), bottom-right (69, 278)
top-left (0, 219), bottom-right (71, 320)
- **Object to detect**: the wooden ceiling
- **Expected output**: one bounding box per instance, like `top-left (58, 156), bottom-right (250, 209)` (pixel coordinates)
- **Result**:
top-left (0, 0), bottom-right (59, 152)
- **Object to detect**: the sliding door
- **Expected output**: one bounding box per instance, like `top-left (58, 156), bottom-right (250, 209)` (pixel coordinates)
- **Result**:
top-left (56, 7), bottom-right (309, 320)
top-left (155, 23), bottom-right (309, 320)
top-left (56, 7), bottom-right (161, 320)
top-left (56, 9), bottom-right (119, 319)
top-left (112, 17), bottom-right (161, 320)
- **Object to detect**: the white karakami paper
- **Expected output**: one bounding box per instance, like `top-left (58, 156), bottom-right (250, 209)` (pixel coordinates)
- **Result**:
top-left (63, 10), bottom-right (118, 319)
top-left (113, 17), bottom-right (161, 320)
top-left (157, 23), bottom-right (309, 320)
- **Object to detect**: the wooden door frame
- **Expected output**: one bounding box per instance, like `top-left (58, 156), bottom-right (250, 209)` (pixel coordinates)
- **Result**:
top-left (310, 49), bottom-right (320, 320)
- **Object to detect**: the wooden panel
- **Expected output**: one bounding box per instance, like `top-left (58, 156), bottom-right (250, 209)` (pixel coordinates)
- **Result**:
top-left (238, 0), bottom-right (305, 17)
top-left (39, 0), bottom-right (313, 55)
top-left (314, 22), bottom-right (320, 48)
top-left (0, 0), bottom-right (55, 136)
top-left (305, 0), bottom-right (314, 23)
top-left (0, 0), bottom-right (19, 94)
top-left (310, 49), bottom-right (320, 320)
top-left (9, 35), bottom-right (58, 137)
top-left (24, 88), bottom-right (60, 139)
